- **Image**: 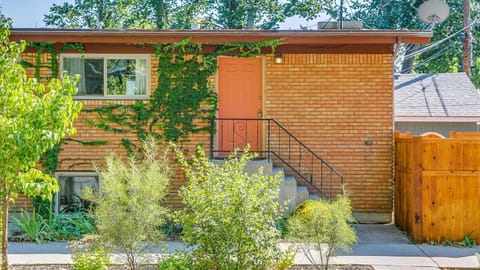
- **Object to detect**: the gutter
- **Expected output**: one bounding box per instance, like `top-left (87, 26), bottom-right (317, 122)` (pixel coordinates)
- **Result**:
top-left (395, 116), bottom-right (480, 123)
top-left (9, 29), bottom-right (433, 45)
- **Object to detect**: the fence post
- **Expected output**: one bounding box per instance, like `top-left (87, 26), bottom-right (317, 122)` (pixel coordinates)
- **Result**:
top-left (412, 136), bottom-right (424, 242)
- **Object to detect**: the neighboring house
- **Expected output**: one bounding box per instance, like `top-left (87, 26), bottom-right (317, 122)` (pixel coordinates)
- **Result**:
top-left (10, 29), bottom-right (431, 222)
top-left (395, 73), bottom-right (480, 137)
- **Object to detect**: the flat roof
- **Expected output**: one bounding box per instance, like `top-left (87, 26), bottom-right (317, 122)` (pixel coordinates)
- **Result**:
top-left (9, 29), bottom-right (432, 45)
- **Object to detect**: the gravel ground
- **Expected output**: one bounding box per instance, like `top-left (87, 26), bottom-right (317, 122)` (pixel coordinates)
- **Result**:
top-left (10, 264), bottom-right (374, 270)
top-left (291, 265), bottom-right (374, 270)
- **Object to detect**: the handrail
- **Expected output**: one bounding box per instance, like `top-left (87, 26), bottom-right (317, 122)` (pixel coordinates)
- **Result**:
top-left (209, 117), bottom-right (344, 199)
top-left (269, 118), bottom-right (344, 178)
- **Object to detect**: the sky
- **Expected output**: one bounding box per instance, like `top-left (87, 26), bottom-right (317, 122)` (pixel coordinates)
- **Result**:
top-left (0, 0), bottom-right (320, 30)
top-left (1, 0), bottom-right (74, 28)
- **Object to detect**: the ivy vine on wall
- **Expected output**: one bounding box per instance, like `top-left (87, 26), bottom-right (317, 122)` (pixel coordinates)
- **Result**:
top-left (85, 38), bottom-right (281, 156)
top-left (21, 37), bottom-right (279, 212)
top-left (22, 42), bottom-right (84, 84)
top-left (21, 42), bottom-right (109, 176)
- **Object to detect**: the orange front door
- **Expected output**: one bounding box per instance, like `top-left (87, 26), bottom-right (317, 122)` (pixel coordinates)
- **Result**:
top-left (218, 56), bottom-right (263, 155)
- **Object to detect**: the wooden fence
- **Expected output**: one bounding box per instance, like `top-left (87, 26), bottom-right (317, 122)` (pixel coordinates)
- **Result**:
top-left (394, 131), bottom-right (480, 243)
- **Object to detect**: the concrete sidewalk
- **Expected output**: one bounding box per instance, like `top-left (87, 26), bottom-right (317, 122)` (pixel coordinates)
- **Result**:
top-left (7, 224), bottom-right (480, 269)
top-left (334, 224), bottom-right (480, 269)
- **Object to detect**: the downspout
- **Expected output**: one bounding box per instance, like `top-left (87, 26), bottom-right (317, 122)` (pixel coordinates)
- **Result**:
top-left (393, 36), bottom-right (402, 68)
top-left (392, 36), bottom-right (402, 223)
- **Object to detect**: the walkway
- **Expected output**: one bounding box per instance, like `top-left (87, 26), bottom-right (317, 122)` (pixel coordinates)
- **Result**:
top-left (8, 224), bottom-right (480, 269)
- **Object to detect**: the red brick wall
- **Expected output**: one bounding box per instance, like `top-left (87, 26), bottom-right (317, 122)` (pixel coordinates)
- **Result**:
top-left (19, 51), bottom-right (394, 215)
top-left (264, 53), bottom-right (394, 214)
top-left (11, 195), bottom-right (33, 212)
top-left (19, 53), bottom-right (210, 210)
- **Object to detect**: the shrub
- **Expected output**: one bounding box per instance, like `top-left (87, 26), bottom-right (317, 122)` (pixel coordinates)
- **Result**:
top-left (157, 254), bottom-right (193, 270)
top-left (11, 209), bottom-right (46, 244)
top-left (71, 236), bottom-right (110, 270)
top-left (64, 212), bottom-right (97, 236)
top-left (83, 138), bottom-right (172, 270)
top-left (177, 147), bottom-right (284, 269)
top-left (11, 206), bottom-right (96, 243)
top-left (287, 196), bottom-right (357, 270)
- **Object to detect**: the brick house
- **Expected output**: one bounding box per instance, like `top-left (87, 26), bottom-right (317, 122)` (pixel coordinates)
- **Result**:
top-left (10, 29), bottom-right (431, 222)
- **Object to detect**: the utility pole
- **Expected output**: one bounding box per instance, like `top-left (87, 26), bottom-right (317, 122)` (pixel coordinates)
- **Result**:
top-left (463, 0), bottom-right (472, 77)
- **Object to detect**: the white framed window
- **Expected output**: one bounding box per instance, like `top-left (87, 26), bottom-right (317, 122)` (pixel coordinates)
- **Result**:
top-left (54, 172), bottom-right (100, 214)
top-left (61, 54), bottom-right (150, 99)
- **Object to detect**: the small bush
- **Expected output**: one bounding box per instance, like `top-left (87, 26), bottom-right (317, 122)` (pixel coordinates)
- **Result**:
top-left (64, 212), bottom-right (97, 236)
top-left (274, 247), bottom-right (295, 270)
top-left (157, 254), bottom-right (193, 270)
top-left (11, 206), bottom-right (96, 243)
top-left (276, 217), bottom-right (289, 238)
top-left (287, 196), bottom-right (357, 270)
top-left (177, 146), bottom-right (284, 269)
top-left (71, 236), bottom-right (110, 270)
top-left (11, 209), bottom-right (46, 243)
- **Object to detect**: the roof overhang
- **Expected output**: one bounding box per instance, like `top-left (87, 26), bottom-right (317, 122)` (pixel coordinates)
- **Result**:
top-left (9, 29), bottom-right (432, 45)
top-left (396, 116), bottom-right (480, 123)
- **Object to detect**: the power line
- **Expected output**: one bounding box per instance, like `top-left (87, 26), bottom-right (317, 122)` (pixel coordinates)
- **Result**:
top-left (404, 45), bottom-right (456, 72)
top-left (404, 19), bottom-right (478, 60)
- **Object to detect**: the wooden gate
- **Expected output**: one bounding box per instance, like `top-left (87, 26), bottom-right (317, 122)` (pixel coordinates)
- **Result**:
top-left (394, 131), bottom-right (480, 243)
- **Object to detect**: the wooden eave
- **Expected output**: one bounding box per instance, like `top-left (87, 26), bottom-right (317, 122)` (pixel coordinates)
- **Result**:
top-left (9, 29), bottom-right (432, 45)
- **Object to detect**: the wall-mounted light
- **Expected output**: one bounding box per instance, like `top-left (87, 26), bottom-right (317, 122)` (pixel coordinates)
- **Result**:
top-left (274, 54), bottom-right (283, 64)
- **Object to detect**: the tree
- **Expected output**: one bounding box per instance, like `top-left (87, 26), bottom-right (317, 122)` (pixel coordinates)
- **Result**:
top-left (44, 0), bottom-right (119, 29)
top-left (0, 16), bottom-right (81, 269)
top-left (202, 0), bottom-right (285, 29)
top-left (83, 138), bottom-right (172, 270)
top-left (349, 0), bottom-right (480, 87)
top-left (43, 0), bottom-right (204, 29)
top-left (201, 0), bottom-right (335, 29)
top-left (44, 0), bottom-right (336, 30)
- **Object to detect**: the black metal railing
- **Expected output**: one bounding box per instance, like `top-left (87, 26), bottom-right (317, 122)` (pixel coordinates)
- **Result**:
top-left (209, 118), bottom-right (344, 199)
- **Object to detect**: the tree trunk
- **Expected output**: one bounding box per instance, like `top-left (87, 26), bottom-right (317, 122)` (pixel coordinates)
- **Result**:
top-left (1, 195), bottom-right (9, 270)
top-left (95, 0), bottom-right (104, 29)
top-left (246, 9), bottom-right (256, 29)
top-left (246, 19), bottom-right (254, 29)
top-left (154, 0), bottom-right (167, 30)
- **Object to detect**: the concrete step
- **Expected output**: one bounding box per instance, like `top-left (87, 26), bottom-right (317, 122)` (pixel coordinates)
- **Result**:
top-left (279, 176), bottom-right (297, 217)
top-left (295, 185), bottom-right (309, 205)
top-left (272, 167), bottom-right (285, 179)
top-left (244, 158), bottom-right (273, 176)
top-left (210, 158), bottom-right (273, 176)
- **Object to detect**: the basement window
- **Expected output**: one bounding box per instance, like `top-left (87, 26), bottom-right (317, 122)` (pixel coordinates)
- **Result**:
top-left (54, 173), bottom-right (100, 214)
top-left (61, 54), bottom-right (150, 98)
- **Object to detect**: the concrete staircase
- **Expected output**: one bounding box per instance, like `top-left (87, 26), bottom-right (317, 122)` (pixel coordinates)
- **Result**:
top-left (242, 158), bottom-right (318, 217)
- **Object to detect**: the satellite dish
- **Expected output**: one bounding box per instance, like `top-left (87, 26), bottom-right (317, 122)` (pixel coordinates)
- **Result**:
top-left (418, 0), bottom-right (450, 24)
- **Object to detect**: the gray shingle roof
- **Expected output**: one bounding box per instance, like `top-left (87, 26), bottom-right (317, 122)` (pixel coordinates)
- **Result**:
top-left (394, 73), bottom-right (480, 117)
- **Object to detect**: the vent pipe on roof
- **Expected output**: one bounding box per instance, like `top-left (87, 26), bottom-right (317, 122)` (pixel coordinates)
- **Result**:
top-left (339, 0), bottom-right (344, 29)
